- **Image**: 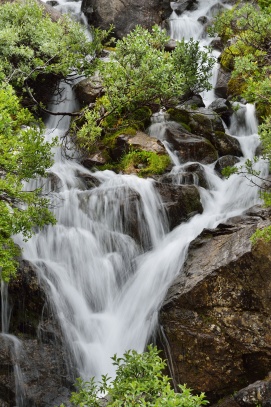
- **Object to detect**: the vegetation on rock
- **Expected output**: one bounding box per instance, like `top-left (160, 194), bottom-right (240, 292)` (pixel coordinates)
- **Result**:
top-left (64, 345), bottom-right (208, 406)
top-left (212, 1), bottom-right (271, 242)
top-left (72, 25), bottom-right (215, 154)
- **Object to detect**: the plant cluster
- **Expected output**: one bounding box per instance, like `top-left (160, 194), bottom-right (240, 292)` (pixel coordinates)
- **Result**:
top-left (212, 1), bottom-right (271, 243)
top-left (72, 25), bottom-right (215, 153)
top-left (0, 83), bottom-right (55, 280)
top-left (64, 345), bottom-right (208, 407)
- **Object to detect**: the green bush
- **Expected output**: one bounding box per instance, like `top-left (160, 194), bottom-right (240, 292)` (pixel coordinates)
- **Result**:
top-left (65, 345), bottom-right (208, 407)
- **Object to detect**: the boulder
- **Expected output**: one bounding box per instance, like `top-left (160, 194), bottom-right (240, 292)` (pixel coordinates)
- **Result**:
top-left (214, 67), bottom-right (231, 99)
top-left (154, 182), bottom-right (203, 230)
top-left (160, 207), bottom-right (271, 403)
top-left (170, 0), bottom-right (198, 15)
top-left (121, 131), bottom-right (166, 155)
top-left (208, 98), bottom-right (233, 127)
top-left (81, 0), bottom-right (172, 39)
top-left (165, 124), bottom-right (218, 164)
top-left (206, 131), bottom-right (242, 158)
top-left (234, 377), bottom-right (271, 406)
top-left (74, 76), bottom-right (104, 106)
top-left (215, 155), bottom-right (240, 176)
top-left (158, 163), bottom-right (209, 189)
top-left (188, 107), bottom-right (226, 134)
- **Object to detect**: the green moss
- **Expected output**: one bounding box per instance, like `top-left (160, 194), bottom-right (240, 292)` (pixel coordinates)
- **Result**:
top-left (119, 150), bottom-right (171, 177)
top-left (102, 126), bottom-right (137, 149)
top-left (129, 107), bottom-right (153, 128)
top-left (167, 108), bottom-right (190, 125)
top-left (228, 77), bottom-right (247, 97)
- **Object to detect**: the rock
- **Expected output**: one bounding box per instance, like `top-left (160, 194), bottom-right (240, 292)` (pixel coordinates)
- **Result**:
top-left (209, 98), bottom-right (233, 127)
top-left (123, 131), bottom-right (166, 155)
top-left (170, 0), bottom-right (198, 15)
top-left (234, 377), bottom-right (271, 406)
top-left (215, 67), bottom-right (231, 99)
top-left (154, 182), bottom-right (203, 230)
top-left (215, 155), bottom-right (240, 175)
top-left (165, 125), bottom-right (218, 164)
top-left (183, 94), bottom-right (205, 108)
top-left (74, 76), bottom-right (104, 106)
top-left (37, 0), bottom-right (62, 21)
top-left (207, 2), bottom-right (225, 17)
top-left (197, 16), bottom-right (208, 25)
top-left (159, 163), bottom-right (209, 189)
top-left (82, 151), bottom-right (108, 168)
top-left (0, 261), bottom-right (74, 406)
top-left (206, 131), bottom-right (242, 158)
top-left (165, 39), bottom-right (177, 51)
top-left (81, 0), bottom-right (172, 39)
top-left (188, 107), bottom-right (226, 134)
top-left (210, 37), bottom-right (224, 52)
top-left (160, 207), bottom-right (271, 403)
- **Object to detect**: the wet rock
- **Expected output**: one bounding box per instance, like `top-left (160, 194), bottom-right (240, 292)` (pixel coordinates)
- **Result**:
top-left (160, 207), bottom-right (271, 403)
top-left (215, 155), bottom-right (240, 175)
top-left (0, 262), bottom-right (74, 406)
top-left (74, 76), bottom-right (104, 106)
top-left (81, 0), bottom-right (172, 39)
top-left (209, 98), bottom-right (233, 127)
top-left (165, 123), bottom-right (219, 164)
top-left (78, 172), bottom-right (101, 189)
top-left (7, 261), bottom-right (45, 336)
top-left (215, 67), bottom-right (231, 99)
top-left (170, 0), bottom-right (198, 15)
top-left (188, 107), bottom-right (226, 134)
top-left (154, 182), bottom-right (203, 229)
top-left (197, 16), bottom-right (208, 25)
top-left (207, 2), bottom-right (226, 17)
top-left (206, 131), bottom-right (242, 158)
top-left (159, 163), bottom-right (209, 189)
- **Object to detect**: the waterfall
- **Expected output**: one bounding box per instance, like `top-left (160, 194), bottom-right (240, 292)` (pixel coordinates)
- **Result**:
top-left (9, 0), bottom-right (269, 399)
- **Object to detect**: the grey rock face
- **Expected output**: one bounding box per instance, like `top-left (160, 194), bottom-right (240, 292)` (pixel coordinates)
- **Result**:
top-left (160, 207), bottom-right (271, 404)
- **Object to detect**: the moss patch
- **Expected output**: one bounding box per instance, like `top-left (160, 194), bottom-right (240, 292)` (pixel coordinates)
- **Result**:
top-left (167, 108), bottom-right (191, 125)
top-left (119, 150), bottom-right (171, 177)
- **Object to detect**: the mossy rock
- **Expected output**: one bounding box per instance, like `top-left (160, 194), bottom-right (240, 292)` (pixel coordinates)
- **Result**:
top-left (119, 150), bottom-right (171, 177)
top-left (189, 110), bottom-right (225, 135)
top-left (167, 108), bottom-right (191, 126)
top-left (205, 131), bottom-right (242, 157)
top-left (129, 107), bottom-right (153, 129)
top-left (228, 77), bottom-right (247, 97)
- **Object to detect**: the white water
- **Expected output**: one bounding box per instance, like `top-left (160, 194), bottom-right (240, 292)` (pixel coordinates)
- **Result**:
top-left (8, 0), bottom-right (269, 398)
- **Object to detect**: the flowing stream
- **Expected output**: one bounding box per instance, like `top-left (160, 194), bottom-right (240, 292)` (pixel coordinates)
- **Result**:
top-left (5, 0), bottom-right (269, 401)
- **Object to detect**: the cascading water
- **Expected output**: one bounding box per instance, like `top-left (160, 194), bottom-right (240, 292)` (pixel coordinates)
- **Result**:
top-left (9, 0), bottom-right (269, 400)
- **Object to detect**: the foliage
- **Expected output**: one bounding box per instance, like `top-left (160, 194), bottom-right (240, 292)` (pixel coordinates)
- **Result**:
top-left (0, 0), bottom-right (107, 93)
top-left (0, 83), bottom-right (55, 281)
top-left (67, 345), bottom-right (208, 406)
top-left (74, 25), bottom-right (214, 151)
top-left (119, 151), bottom-right (171, 177)
top-left (213, 3), bottom-right (271, 242)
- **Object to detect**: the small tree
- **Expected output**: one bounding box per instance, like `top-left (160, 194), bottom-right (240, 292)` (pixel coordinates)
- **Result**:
top-left (73, 25), bottom-right (215, 151)
top-left (0, 82), bottom-right (56, 281)
top-left (67, 345), bottom-right (208, 406)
